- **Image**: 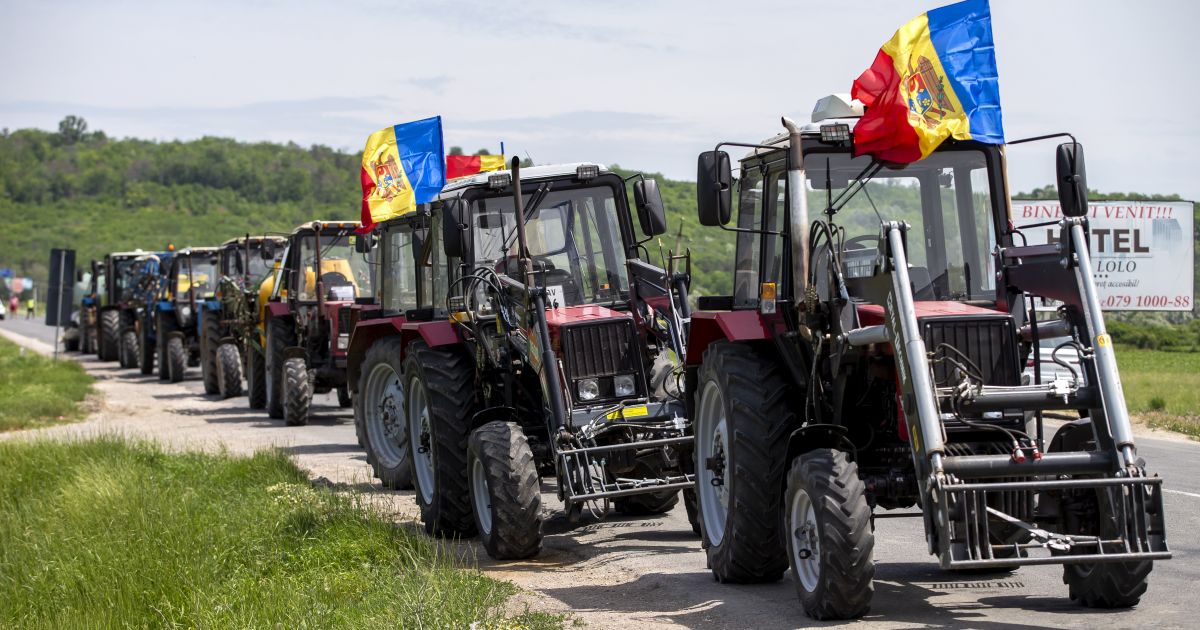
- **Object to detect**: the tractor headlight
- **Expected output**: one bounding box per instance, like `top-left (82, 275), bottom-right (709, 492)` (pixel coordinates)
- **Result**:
top-left (179, 305), bottom-right (192, 323)
top-left (577, 378), bottom-right (599, 401)
top-left (337, 333), bottom-right (349, 350)
top-left (613, 374), bottom-right (636, 397)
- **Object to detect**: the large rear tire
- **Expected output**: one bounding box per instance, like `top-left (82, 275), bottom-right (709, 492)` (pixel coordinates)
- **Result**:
top-left (468, 421), bottom-right (543, 559)
top-left (694, 341), bottom-right (797, 583)
top-left (404, 339), bottom-right (477, 537)
top-left (98, 309), bottom-right (120, 361)
top-left (360, 337), bottom-right (413, 490)
top-left (216, 342), bottom-right (243, 399)
top-left (265, 319), bottom-right (294, 420)
top-left (246, 343), bottom-right (267, 409)
top-left (785, 448), bottom-right (874, 620)
top-left (282, 357), bottom-right (311, 426)
top-left (166, 336), bottom-right (186, 383)
top-left (200, 314), bottom-right (221, 395)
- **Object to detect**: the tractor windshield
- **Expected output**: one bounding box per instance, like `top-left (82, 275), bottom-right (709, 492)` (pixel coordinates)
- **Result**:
top-left (471, 184), bottom-right (629, 307)
top-left (297, 232), bottom-right (374, 301)
top-left (805, 148), bottom-right (998, 301)
top-left (112, 257), bottom-right (137, 294)
top-left (177, 254), bottom-right (218, 299)
top-left (223, 243), bottom-right (275, 285)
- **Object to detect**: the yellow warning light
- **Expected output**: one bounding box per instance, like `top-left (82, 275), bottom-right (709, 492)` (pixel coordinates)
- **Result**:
top-left (760, 282), bottom-right (777, 315)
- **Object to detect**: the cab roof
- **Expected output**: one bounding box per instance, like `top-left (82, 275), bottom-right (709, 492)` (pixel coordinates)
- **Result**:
top-left (220, 235), bottom-right (288, 248)
top-left (290, 220), bottom-right (361, 235)
top-left (177, 246), bottom-right (219, 256)
top-left (438, 162), bottom-right (609, 198)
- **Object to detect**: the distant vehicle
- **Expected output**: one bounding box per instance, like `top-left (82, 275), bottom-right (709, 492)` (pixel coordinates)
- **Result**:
top-left (0, 300), bottom-right (6, 319)
top-left (1022, 335), bottom-right (1085, 385)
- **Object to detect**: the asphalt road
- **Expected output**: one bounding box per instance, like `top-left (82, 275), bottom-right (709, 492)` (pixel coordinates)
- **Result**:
top-left (3, 316), bottom-right (1197, 629)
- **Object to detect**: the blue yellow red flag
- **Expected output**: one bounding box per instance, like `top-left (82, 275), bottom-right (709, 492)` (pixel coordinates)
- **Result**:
top-left (359, 116), bottom-right (446, 231)
top-left (851, 0), bottom-right (1003, 163)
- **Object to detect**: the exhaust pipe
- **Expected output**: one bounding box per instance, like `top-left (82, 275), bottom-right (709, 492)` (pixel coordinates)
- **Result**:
top-left (782, 116), bottom-right (809, 303)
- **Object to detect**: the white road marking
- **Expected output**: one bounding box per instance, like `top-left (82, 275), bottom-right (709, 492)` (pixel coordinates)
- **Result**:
top-left (1164, 489), bottom-right (1200, 499)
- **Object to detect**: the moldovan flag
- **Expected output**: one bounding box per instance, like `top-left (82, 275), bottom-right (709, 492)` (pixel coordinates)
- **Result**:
top-left (359, 116), bottom-right (446, 232)
top-left (446, 154), bottom-right (506, 180)
top-left (850, 0), bottom-right (1004, 163)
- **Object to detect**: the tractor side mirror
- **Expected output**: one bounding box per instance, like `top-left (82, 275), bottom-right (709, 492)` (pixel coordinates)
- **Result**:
top-left (697, 151), bottom-right (732, 226)
top-left (260, 241), bottom-right (276, 260)
top-left (442, 200), bottom-right (466, 259)
top-left (354, 233), bottom-right (373, 254)
top-left (633, 178), bottom-right (667, 237)
top-left (1056, 142), bottom-right (1089, 218)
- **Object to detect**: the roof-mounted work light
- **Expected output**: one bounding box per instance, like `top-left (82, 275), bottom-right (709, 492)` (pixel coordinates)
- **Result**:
top-left (488, 173), bottom-right (511, 189)
top-left (820, 123), bottom-right (851, 145)
top-left (575, 164), bottom-right (600, 181)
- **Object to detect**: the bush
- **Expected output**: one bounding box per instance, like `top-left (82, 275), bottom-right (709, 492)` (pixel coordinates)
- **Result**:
top-left (1148, 396), bottom-right (1167, 411)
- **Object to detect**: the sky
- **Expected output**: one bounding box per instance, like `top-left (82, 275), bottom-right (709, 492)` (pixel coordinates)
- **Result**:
top-left (1, 0), bottom-right (1198, 199)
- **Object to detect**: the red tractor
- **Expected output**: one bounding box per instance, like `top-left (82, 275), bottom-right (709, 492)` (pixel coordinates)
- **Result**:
top-left (347, 161), bottom-right (695, 556)
top-left (687, 95), bottom-right (1170, 619)
top-left (263, 221), bottom-right (373, 425)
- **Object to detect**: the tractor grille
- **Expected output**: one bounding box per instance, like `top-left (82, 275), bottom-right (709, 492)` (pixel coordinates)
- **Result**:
top-left (561, 320), bottom-right (638, 380)
top-left (337, 306), bottom-right (351, 336)
top-left (923, 316), bottom-right (1020, 387)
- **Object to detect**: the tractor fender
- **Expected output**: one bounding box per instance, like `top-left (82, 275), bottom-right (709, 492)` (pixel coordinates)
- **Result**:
top-left (401, 319), bottom-right (462, 348)
top-left (345, 316), bottom-right (405, 393)
top-left (283, 346), bottom-right (308, 361)
top-left (469, 405), bottom-right (520, 431)
top-left (167, 330), bottom-right (187, 342)
top-left (784, 424), bottom-right (857, 465)
top-left (266, 301), bottom-right (291, 319)
top-left (685, 310), bottom-right (771, 365)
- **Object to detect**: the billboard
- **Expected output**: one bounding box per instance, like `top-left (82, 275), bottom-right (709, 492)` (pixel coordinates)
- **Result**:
top-left (1011, 200), bottom-right (1195, 311)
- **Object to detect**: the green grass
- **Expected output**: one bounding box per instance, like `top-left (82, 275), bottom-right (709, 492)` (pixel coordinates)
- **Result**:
top-left (0, 336), bottom-right (93, 431)
top-left (0, 436), bottom-right (562, 629)
top-left (1115, 346), bottom-right (1200, 439)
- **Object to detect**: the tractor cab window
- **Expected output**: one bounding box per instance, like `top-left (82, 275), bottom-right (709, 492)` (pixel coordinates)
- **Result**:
top-left (471, 184), bottom-right (629, 308)
top-left (111, 257), bottom-right (136, 295)
top-left (804, 149), bottom-right (997, 302)
top-left (296, 232), bottom-right (374, 302)
top-left (382, 227), bottom-right (419, 313)
top-left (222, 244), bottom-right (276, 285)
top-left (176, 254), bottom-right (218, 299)
top-left (733, 169), bottom-right (765, 308)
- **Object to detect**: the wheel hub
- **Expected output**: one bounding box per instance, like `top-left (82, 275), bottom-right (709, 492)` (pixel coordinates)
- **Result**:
top-left (790, 489), bottom-right (821, 592)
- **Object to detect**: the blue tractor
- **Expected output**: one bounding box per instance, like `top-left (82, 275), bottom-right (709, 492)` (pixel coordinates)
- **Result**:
top-left (152, 247), bottom-right (220, 383)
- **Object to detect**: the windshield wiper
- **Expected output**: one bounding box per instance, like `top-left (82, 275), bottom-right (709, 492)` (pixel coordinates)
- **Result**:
top-left (821, 159), bottom-right (884, 219)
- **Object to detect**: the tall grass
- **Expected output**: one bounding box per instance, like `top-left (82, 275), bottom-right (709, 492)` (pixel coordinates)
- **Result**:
top-left (0, 336), bottom-right (93, 431)
top-left (0, 436), bottom-right (559, 629)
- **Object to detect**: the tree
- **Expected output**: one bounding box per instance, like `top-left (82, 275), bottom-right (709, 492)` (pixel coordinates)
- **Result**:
top-left (475, 148), bottom-right (491, 156)
top-left (58, 116), bottom-right (88, 145)
top-left (448, 146), bottom-right (464, 156)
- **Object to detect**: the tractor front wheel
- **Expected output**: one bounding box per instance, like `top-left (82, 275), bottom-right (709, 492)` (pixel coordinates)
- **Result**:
top-left (98, 310), bottom-right (120, 361)
top-left (404, 339), bottom-right (477, 537)
top-left (282, 357), bottom-right (311, 426)
top-left (469, 421), bottom-right (543, 560)
top-left (200, 315), bottom-right (220, 395)
top-left (139, 317), bottom-right (155, 375)
top-left (216, 342), bottom-right (243, 399)
top-left (785, 448), bottom-right (874, 620)
top-left (120, 329), bottom-right (139, 369)
top-left (265, 319), bottom-right (295, 420)
top-left (246, 344), bottom-right (267, 409)
top-left (166, 336), bottom-right (186, 383)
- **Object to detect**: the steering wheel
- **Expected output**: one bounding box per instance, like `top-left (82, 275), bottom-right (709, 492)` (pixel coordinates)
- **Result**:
top-left (320, 271), bottom-right (351, 287)
top-left (844, 234), bottom-right (880, 251)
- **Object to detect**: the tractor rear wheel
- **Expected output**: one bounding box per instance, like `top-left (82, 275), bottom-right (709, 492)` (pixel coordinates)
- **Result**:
top-left (282, 357), bottom-right (311, 426)
top-left (785, 448), bottom-right (874, 620)
top-left (216, 342), bottom-right (243, 399)
top-left (166, 336), bottom-right (186, 383)
top-left (614, 453), bottom-right (680, 516)
top-left (695, 341), bottom-right (797, 583)
top-left (469, 421), bottom-right (543, 559)
top-left (120, 329), bottom-right (139, 369)
top-left (337, 385), bottom-right (352, 408)
top-left (139, 317), bottom-right (155, 375)
top-left (156, 312), bottom-right (175, 381)
top-left (200, 315), bottom-right (220, 395)
top-left (265, 319), bottom-right (295, 420)
top-left (98, 310), bottom-right (120, 361)
top-left (404, 339), bottom-right (477, 537)
top-left (246, 343), bottom-right (267, 409)
top-left (360, 337), bottom-right (413, 490)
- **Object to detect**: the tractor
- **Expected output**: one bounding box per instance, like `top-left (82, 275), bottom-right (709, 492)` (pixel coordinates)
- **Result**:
top-left (151, 247), bottom-right (220, 383)
top-left (263, 221), bottom-right (372, 425)
top-left (207, 235), bottom-right (288, 400)
top-left (122, 249), bottom-right (176, 373)
top-left (348, 160), bottom-right (694, 557)
top-left (96, 250), bottom-right (146, 363)
top-left (687, 94), bottom-right (1170, 619)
